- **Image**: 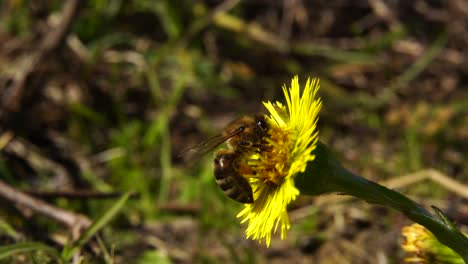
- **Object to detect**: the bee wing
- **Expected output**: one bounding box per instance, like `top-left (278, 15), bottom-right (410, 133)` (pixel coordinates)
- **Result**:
top-left (179, 127), bottom-right (243, 162)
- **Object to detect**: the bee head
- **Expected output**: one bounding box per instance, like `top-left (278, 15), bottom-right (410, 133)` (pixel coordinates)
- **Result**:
top-left (254, 114), bottom-right (268, 138)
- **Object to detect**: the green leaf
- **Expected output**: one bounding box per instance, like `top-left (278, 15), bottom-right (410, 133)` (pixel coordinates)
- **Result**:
top-left (62, 191), bottom-right (131, 260)
top-left (0, 242), bottom-right (62, 262)
top-left (0, 217), bottom-right (19, 240)
top-left (137, 250), bottom-right (173, 264)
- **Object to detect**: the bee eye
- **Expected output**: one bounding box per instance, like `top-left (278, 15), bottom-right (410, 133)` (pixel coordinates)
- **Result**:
top-left (257, 119), bottom-right (267, 131)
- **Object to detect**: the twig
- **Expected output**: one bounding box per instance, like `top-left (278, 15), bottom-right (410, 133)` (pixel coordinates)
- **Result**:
top-left (376, 30), bottom-right (448, 105)
top-left (4, 138), bottom-right (73, 189)
top-left (180, 0), bottom-right (241, 47)
top-left (0, 0), bottom-right (81, 120)
top-left (423, 169), bottom-right (468, 200)
top-left (157, 203), bottom-right (200, 215)
top-left (0, 180), bottom-right (91, 230)
top-left (212, 13), bottom-right (289, 52)
top-left (0, 131), bottom-right (14, 150)
top-left (368, 0), bottom-right (401, 30)
top-left (381, 169), bottom-right (468, 200)
top-left (26, 190), bottom-right (140, 200)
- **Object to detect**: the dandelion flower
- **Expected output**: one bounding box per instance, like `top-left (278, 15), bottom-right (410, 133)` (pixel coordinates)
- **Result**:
top-left (401, 223), bottom-right (464, 264)
top-left (237, 75), bottom-right (322, 246)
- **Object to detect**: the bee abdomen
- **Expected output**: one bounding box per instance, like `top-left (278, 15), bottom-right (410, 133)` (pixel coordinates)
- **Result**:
top-left (214, 150), bottom-right (254, 204)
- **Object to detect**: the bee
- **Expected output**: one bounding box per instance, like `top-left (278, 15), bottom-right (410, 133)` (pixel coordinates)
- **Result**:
top-left (182, 114), bottom-right (269, 204)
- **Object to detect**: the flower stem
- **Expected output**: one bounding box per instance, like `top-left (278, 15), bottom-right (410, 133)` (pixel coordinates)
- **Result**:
top-left (296, 142), bottom-right (468, 262)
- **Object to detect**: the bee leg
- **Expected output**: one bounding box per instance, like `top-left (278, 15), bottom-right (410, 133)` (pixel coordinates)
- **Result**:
top-left (237, 140), bottom-right (253, 148)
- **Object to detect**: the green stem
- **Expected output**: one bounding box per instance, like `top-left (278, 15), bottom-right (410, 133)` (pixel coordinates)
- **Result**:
top-left (296, 142), bottom-right (468, 262)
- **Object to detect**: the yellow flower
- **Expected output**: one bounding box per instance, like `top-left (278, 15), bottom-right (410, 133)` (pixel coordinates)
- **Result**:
top-left (237, 76), bottom-right (322, 246)
top-left (401, 224), bottom-right (464, 264)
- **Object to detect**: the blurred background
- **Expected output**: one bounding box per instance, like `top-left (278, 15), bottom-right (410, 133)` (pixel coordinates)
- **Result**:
top-left (0, 0), bottom-right (467, 263)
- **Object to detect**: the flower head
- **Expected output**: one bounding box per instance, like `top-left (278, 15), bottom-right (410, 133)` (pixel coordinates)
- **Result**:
top-left (401, 224), bottom-right (464, 264)
top-left (237, 76), bottom-right (322, 246)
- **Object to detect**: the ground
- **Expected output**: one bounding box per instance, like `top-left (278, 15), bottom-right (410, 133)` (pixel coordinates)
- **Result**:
top-left (0, 1), bottom-right (467, 263)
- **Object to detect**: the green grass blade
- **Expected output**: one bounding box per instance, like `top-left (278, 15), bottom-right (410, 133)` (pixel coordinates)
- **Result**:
top-left (62, 191), bottom-right (131, 260)
top-left (0, 242), bottom-right (62, 262)
top-left (0, 217), bottom-right (19, 240)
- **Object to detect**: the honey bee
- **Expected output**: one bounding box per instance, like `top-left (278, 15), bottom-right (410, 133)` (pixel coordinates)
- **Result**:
top-left (182, 114), bottom-right (269, 204)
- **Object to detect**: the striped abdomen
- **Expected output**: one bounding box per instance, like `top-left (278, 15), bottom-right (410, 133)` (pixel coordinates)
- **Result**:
top-left (213, 149), bottom-right (253, 204)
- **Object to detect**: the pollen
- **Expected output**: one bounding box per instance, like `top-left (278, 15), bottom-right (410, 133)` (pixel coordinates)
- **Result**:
top-left (238, 163), bottom-right (254, 177)
top-left (252, 121), bottom-right (291, 186)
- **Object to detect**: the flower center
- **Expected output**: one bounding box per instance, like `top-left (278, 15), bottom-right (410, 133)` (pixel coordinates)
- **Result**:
top-left (246, 121), bottom-right (291, 186)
